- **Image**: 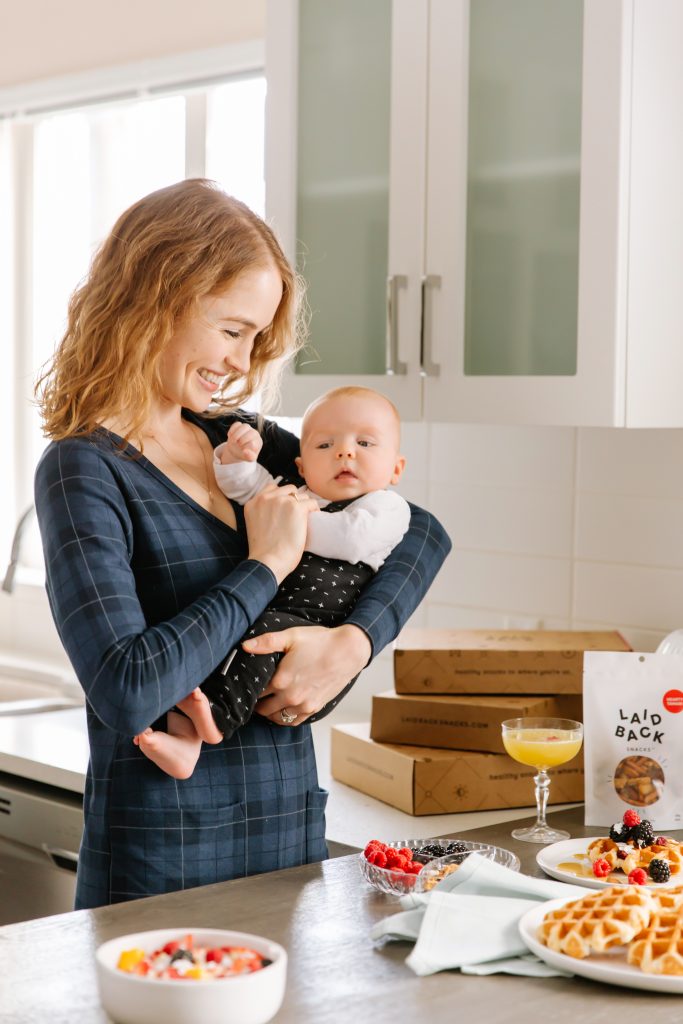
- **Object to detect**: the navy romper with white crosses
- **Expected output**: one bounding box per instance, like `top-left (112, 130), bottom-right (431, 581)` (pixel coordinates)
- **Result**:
top-left (202, 501), bottom-right (374, 737)
top-left (34, 410), bottom-right (451, 910)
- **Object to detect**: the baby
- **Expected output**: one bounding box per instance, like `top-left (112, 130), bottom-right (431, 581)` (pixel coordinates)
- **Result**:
top-left (135, 386), bottom-right (410, 778)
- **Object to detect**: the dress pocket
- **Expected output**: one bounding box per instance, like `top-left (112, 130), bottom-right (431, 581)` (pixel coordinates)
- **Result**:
top-left (109, 801), bottom-right (246, 902)
top-left (305, 786), bottom-right (329, 864)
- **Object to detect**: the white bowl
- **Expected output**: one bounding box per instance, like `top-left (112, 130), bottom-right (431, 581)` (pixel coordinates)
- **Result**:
top-left (95, 928), bottom-right (287, 1024)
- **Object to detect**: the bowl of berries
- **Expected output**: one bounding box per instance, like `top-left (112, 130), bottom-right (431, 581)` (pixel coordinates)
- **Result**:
top-left (360, 837), bottom-right (520, 896)
top-left (95, 928), bottom-right (287, 1024)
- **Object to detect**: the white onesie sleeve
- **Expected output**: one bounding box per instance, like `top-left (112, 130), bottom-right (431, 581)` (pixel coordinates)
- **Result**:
top-left (304, 490), bottom-right (411, 571)
top-left (213, 447), bottom-right (277, 503)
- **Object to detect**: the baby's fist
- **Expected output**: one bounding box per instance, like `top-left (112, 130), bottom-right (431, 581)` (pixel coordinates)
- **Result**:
top-left (221, 421), bottom-right (263, 464)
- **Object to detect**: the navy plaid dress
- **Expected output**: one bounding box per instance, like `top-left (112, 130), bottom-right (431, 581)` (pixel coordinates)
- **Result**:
top-left (34, 411), bottom-right (451, 909)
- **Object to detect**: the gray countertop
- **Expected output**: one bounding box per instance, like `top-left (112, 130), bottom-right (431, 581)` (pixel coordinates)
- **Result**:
top-left (1, 806), bottom-right (680, 1022)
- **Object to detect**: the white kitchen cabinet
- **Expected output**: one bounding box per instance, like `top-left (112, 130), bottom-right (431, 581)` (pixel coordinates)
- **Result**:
top-left (266, 0), bottom-right (683, 427)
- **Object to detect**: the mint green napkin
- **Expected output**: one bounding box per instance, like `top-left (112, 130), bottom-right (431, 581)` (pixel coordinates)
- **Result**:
top-left (370, 851), bottom-right (591, 977)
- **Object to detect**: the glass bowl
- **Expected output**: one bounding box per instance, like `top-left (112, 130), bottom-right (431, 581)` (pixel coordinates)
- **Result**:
top-left (358, 836), bottom-right (520, 897)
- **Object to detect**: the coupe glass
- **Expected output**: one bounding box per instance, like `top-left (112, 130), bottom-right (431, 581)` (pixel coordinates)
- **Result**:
top-left (501, 716), bottom-right (583, 843)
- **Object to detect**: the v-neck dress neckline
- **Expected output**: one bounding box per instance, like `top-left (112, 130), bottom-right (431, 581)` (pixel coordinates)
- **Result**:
top-left (96, 410), bottom-right (244, 535)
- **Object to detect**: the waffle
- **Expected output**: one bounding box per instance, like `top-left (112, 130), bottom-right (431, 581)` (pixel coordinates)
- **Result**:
top-left (587, 838), bottom-right (619, 871)
top-left (628, 908), bottom-right (683, 974)
top-left (619, 842), bottom-right (683, 879)
top-left (538, 886), bottom-right (654, 959)
top-left (651, 886), bottom-right (683, 912)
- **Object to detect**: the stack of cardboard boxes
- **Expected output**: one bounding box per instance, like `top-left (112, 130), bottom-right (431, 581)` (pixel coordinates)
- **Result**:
top-left (331, 629), bottom-right (631, 816)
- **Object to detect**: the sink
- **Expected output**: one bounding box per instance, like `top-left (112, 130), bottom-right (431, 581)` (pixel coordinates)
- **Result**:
top-left (0, 657), bottom-right (83, 715)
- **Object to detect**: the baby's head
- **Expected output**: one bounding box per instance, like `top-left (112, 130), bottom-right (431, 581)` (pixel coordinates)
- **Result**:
top-left (295, 386), bottom-right (406, 502)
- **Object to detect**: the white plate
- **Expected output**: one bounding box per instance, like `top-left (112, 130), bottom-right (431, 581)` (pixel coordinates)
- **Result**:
top-left (519, 897), bottom-right (683, 994)
top-left (536, 838), bottom-right (682, 890)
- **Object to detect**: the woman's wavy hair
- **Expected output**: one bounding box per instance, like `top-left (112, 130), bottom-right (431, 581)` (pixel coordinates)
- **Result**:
top-left (36, 178), bottom-right (307, 440)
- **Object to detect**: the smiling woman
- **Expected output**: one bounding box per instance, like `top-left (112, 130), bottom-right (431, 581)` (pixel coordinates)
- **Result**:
top-left (32, 178), bottom-right (451, 911)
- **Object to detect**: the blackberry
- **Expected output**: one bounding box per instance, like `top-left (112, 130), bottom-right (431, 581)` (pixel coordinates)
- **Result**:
top-left (609, 822), bottom-right (630, 844)
top-left (169, 948), bottom-right (196, 965)
top-left (444, 841), bottom-right (471, 864)
top-left (412, 842), bottom-right (448, 864)
top-left (648, 858), bottom-right (671, 883)
top-left (632, 820), bottom-right (655, 848)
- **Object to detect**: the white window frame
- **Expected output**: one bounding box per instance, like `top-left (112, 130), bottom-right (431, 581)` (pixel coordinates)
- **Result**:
top-left (1, 40), bottom-right (264, 594)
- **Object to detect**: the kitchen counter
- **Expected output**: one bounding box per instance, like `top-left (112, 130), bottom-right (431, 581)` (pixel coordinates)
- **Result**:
top-left (0, 707), bottom-right (564, 846)
top-left (0, 806), bottom-right (677, 1023)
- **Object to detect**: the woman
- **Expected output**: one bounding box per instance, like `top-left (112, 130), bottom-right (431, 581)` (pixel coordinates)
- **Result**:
top-left (34, 179), bottom-right (451, 909)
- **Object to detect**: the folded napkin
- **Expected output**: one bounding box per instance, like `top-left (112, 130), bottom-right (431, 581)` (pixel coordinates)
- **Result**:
top-left (370, 851), bottom-right (591, 977)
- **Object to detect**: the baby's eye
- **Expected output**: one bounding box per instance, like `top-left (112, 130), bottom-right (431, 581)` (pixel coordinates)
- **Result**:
top-left (317, 442), bottom-right (332, 449)
top-left (357, 440), bottom-right (373, 447)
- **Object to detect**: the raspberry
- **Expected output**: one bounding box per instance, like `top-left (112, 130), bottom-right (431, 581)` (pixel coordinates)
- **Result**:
top-left (384, 850), bottom-right (402, 867)
top-left (649, 859), bottom-right (671, 884)
top-left (592, 858), bottom-right (612, 878)
top-left (369, 850), bottom-right (387, 868)
top-left (616, 849), bottom-right (628, 860)
top-left (408, 861), bottom-right (423, 874)
top-left (623, 809), bottom-right (641, 828)
top-left (397, 847), bottom-right (413, 861)
top-left (628, 868), bottom-right (648, 885)
top-left (656, 837), bottom-right (669, 846)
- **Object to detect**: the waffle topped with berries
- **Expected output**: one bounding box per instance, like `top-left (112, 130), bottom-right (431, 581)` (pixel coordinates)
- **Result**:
top-left (588, 809), bottom-right (683, 886)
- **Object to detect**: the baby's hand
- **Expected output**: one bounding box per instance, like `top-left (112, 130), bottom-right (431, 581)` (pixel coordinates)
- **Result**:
top-left (220, 422), bottom-right (263, 464)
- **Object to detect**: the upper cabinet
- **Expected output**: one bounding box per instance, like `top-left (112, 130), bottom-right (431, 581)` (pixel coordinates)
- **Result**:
top-left (266, 0), bottom-right (683, 426)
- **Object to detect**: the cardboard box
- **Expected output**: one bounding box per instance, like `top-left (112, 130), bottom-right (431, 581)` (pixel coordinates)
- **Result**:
top-left (370, 690), bottom-right (583, 753)
top-left (394, 629), bottom-right (631, 695)
top-left (331, 722), bottom-right (584, 815)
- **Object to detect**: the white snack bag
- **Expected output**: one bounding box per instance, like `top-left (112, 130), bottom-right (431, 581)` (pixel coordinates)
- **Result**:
top-left (584, 651), bottom-right (683, 830)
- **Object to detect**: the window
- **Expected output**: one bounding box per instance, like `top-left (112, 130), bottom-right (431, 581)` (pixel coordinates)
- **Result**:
top-left (1, 44), bottom-right (265, 579)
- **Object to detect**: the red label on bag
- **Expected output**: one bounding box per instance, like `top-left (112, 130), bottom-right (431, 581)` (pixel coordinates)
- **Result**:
top-left (663, 689), bottom-right (683, 713)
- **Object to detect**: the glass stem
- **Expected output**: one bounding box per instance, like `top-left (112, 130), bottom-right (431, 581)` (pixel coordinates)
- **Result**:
top-left (534, 769), bottom-right (550, 828)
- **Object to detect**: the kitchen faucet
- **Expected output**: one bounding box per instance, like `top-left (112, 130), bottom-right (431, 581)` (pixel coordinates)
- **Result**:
top-left (2, 505), bottom-right (36, 594)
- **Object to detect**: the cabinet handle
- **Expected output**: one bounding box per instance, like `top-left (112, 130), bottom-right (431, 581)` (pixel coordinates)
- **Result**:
top-left (420, 275), bottom-right (441, 377)
top-left (385, 275), bottom-right (407, 375)
top-left (41, 843), bottom-right (79, 873)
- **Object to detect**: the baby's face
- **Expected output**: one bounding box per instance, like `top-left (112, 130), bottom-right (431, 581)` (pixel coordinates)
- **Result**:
top-left (295, 394), bottom-right (405, 502)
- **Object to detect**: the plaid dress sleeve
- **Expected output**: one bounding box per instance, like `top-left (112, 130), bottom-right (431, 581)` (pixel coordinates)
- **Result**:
top-left (35, 435), bottom-right (279, 735)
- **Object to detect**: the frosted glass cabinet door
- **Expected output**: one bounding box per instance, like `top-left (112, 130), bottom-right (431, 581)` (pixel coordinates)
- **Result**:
top-left (425, 0), bottom-right (631, 425)
top-left (266, 0), bottom-right (424, 418)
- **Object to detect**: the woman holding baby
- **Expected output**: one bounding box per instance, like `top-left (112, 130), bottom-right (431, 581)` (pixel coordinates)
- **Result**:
top-left (34, 178), bottom-right (450, 909)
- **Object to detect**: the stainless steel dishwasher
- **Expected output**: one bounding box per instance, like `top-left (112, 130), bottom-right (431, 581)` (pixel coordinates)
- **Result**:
top-left (0, 769), bottom-right (82, 924)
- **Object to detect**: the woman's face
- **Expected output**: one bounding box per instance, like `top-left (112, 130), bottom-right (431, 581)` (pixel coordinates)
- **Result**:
top-left (158, 263), bottom-right (283, 412)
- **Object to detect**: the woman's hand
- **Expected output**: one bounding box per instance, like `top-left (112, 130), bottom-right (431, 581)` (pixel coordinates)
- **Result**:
top-left (244, 484), bottom-right (318, 583)
top-left (247, 623), bottom-right (372, 724)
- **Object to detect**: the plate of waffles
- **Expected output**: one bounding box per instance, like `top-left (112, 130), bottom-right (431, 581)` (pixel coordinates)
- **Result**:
top-left (537, 836), bottom-right (683, 889)
top-left (519, 885), bottom-right (683, 992)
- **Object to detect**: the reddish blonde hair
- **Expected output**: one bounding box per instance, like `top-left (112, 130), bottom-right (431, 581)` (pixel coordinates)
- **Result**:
top-left (36, 179), bottom-right (306, 440)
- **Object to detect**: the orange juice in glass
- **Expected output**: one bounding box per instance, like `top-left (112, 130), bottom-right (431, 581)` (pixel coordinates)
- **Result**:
top-left (501, 717), bottom-right (583, 843)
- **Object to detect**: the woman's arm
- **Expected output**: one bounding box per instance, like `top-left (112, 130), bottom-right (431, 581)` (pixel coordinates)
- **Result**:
top-left (35, 439), bottom-right (280, 737)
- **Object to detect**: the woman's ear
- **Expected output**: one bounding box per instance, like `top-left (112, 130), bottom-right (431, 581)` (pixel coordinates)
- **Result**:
top-left (390, 455), bottom-right (406, 485)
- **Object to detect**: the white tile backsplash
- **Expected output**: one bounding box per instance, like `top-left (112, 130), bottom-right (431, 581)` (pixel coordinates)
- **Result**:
top-left (419, 424), bottom-right (683, 659)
